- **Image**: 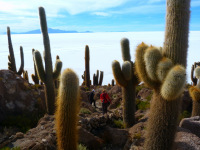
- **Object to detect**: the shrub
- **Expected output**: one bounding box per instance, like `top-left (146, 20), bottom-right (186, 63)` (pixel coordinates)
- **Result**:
top-left (79, 108), bottom-right (91, 115)
top-left (78, 144), bottom-right (88, 150)
top-left (113, 119), bottom-right (124, 129)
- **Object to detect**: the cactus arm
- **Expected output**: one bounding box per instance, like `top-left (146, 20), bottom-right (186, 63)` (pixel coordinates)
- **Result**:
top-left (39, 7), bottom-right (53, 78)
top-left (122, 61), bottom-right (132, 81)
top-left (33, 50), bottom-right (45, 83)
top-left (55, 68), bottom-right (79, 150)
top-left (135, 43), bottom-right (159, 89)
top-left (17, 46), bottom-right (24, 75)
top-left (112, 60), bottom-right (127, 87)
top-left (191, 64), bottom-right (197, 86)
top-left (144, 46), bottom-right (162, 81)
top-left (161, 65), bottom-right (186, 100)
top-left (32, 49), bottom-right (39, 84)
top-left (121, 38), bottom-right (131, 61)
top-left (7, 26), bottom-right (17, 72)
top-left (53, 59), bottom-right (62, 80)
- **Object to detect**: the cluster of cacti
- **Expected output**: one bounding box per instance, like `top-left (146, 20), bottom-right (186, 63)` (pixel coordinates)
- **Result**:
top-left (93, 70), bottom-right (104, 86)
top-left (112, 38), bottom-right (139, 128)
top-left (55, 68), bottom-right (80, 150)
top-left (23, 70), bottom-right (29, 82)
top-left (189, 66), bottom-right (200, 116)
top-left (33, 7), bottom-right (62, 115)
top-left (84, 45), bottom-right (90, 87)
top-left (134, 0), bottom-right (190, 149)
top-left (7, 27), bottom-right (24, 75)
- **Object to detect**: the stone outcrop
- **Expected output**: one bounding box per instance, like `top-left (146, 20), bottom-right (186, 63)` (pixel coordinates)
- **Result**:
top-left (0, 70), bottom-right (45, 122)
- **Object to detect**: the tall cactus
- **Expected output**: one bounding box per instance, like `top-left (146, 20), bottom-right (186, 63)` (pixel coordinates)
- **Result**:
top-left (7, 26), bottom-right (24, 75)
top-left (99, 71), bottom-right (104, 86)
top-left (112, 38), bottom-right (139, 128)
top-left (93, 70), bottom-right (99, 86)
top-left (55, 68), bottom-right (80, 150)
top-left (189, 66), bottom-right (200, 117)
top-left (85, 45), bottom-right (90, 88)
top-left (135, 1), bottom-right (190, 149)
top-left (31, 49), bottom-right (40, 84)
top-left (33, 7), bottom-right (62, 115)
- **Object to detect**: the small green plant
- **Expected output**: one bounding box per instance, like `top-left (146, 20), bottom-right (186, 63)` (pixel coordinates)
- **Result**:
top-left (136, 98), bottom-right (150, 111)
top-left (133, 133), bottom-right (141, 140)
top-left (146, 93), bottom-right (153, 101)
top-left (78, 144), bottom-right (88, 150)
top-left (135, 85), bottom-right (145, 95)
top-left (79, 108), bottom-right (91, 115)
top-left (113, 119), bottom-right (124, 129)
top-left (179, 110), bottom-right (191, 121)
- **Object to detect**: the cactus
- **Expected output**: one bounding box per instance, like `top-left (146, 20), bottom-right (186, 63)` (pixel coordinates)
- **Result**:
top-left (93, 70), bottom-right (99, 86)
top-left (99, 71), bottom-right (104, 86)
top-left (55, 68), bottom-right (80, 150)
top-left (31, 49), bottom-right (40, 84)
top-left (7, 27), bottom-right (24, 75)
top-left (189, 66), bottom-right (200, 116)
top-left (33, 7), bottom-right (62, 115)
top-left (112, 38), bottom-right (139, 128)
top-left (135, 1), bottom-right (190, 150)
top-left (85, 45), bottom-right (90, 87)
top-left (111, 79), bottom-right (115, 86)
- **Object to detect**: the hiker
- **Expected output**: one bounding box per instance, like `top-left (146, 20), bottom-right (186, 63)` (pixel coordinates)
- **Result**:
top-left (89, 89), bottom-right (97, 108)
top-left (100, 89), bottom-right (111, 115)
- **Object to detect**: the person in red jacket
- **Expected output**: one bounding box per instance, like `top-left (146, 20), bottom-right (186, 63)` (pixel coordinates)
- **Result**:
top-left (100, 89), bottom-right (111, 115)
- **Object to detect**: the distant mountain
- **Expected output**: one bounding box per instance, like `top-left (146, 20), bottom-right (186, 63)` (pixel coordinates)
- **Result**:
top-left (2, 28), bottom-right (92, 34)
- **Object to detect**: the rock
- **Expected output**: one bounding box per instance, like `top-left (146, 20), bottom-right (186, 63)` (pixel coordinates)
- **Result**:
top-left (98, 126), bottom-right (128, 150)
top-left (137, 88), bottom-right (152, 100)
top-left (108, 93), bottom-right (122, 109)
top-left (179, 116), bottom-right (200, 138)
top-left (78, 126), bottom-right (104, 150)
top-left (181, 90), bottom-right (192, 113)
top-left (174, 127), bottom-right (200, 150)
top-left (0, 70), bottom-right (45, 123)
top-left (107, 85), bottom-right (122, 95)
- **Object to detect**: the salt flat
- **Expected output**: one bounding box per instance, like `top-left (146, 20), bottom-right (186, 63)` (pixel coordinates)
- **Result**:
top-left (0, 31), bottom-right (199, 85)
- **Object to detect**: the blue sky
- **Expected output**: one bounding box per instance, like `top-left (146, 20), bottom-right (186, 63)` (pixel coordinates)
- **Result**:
top-left (0, 0), bottom-right (200, 33)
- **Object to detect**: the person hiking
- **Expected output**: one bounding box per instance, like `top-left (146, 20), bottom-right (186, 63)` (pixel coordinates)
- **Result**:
top-left (89, 89), bottom-right (97, 108)
top-left (100, 89), bottom-right (111, 115)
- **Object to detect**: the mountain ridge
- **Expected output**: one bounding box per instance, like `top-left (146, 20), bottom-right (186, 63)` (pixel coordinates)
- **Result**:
top-left (2, 28), bottom-right (92, 34)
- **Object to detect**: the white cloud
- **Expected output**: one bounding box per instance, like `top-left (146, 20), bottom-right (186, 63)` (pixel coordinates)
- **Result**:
top-left (92, 12), bottom-right (110, 16)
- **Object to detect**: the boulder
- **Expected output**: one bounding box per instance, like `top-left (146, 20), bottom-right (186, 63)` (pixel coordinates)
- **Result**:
top-left (179, 116), bottom-right (200, 138)
top-left (174, 127), bottom-right (200, 150)
top-left (0, 70), bottom-right (45, 123)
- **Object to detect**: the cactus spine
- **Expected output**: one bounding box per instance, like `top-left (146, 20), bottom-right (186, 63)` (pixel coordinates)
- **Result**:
top-left (55, 68), bottom-right (80, 150)
top-left (33, 7), bottom-right (62, 115)
top-left (136, 1), bottom-right (190, 150)
top-left (112, 38), bottom-right (138, 128)
top-left (7, 27), bottom-right (24, 75)
top-left (85, 45), bottom-right (90, 88)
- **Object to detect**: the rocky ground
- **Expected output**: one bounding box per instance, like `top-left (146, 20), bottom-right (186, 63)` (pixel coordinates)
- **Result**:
top-left (0, 70), bottom-right (200, 150)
